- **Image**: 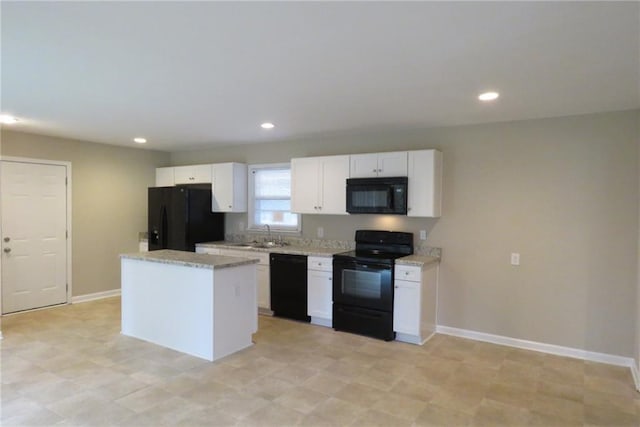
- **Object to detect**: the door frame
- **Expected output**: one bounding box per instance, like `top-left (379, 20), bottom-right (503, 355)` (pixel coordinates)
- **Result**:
top-left (0, 156), bottom-right (73, 308)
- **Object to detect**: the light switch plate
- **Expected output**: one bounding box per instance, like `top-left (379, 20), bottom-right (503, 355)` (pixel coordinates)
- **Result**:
top-left (419, 230), bottom-right (427, 240)
top-left (317, 227), bottom-right (324, 238)
top-left (510, 253), bottom-right (520, 266)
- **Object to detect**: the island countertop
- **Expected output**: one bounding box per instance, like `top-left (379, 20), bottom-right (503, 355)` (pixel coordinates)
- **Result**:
top-left (120, 249), bottom-right (259, 270)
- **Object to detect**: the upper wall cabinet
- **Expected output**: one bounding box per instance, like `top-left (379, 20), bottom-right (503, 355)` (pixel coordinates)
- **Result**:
top-left (291, 155), bottom-right (350, 215)
top-left (407, 149), bottom-right (442, 217)
top-left (155, 167), bottom-right (175, 187)
top-left (350, 151), bottom-right (408, 178)
top-left (212, 162), bottom-right (247, 212)
top-left (174, 164), bottom-right (212, 185)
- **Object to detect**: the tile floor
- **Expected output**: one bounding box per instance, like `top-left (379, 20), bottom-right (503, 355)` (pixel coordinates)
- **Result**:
top-left (1, 297), bottom-right (639, 426)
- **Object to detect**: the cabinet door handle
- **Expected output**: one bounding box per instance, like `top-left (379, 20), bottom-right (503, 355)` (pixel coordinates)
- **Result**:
top-left (228, 205), bottom-right (232, 209)
top-left (372, 168), bottom-right (377, 172)
top-left (4, 247), bottom-right (11, 253)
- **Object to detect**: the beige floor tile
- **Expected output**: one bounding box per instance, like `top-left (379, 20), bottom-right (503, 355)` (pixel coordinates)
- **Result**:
top-left (484, 381), bottom-right (536, 409)
top-left (584, 404), bottom-right (640, 426)
top-left (352, 408), bottom-right (413, 426)
top-left (429, 387), bottom-right (485, 416)
top-left (215, 391), bottom-right (271, 419)
top-left (270, 364), bottom-right (318, 385)
top-left (301, 371), bottom-right (349, 396)
top-left (114, 385), bottom-right (175, 413)
top-left (531, 394), bottom-right (585, 424)
top-left (585, 374), bottom-right (638, 398)
top-left (389, 378), bottom-right (438, 402)
top-left (371, 392), bottom-right (428, 421)
top-left (414, 402), bottom-right (473, 426)
top-left (536, 378), bottom-right (584, 403)
top-left (309, 397), bottom-right (367, 425)
top-left (584, 389), bottom-right (640, 417)
top-left (472, 398), bottom-right (531, 426)
top-left (334, 381), bottom-right (387, 407)
top-left (242, 401), bottom-right (305, 426)
top-left (273, 386), bottom-right (328, 414)
top-left (495, 359), bottom-right (542, 387)
top-left (46, 391), bottom-right (135, 425)
top-left (2, 298), bottom-right (638, 427)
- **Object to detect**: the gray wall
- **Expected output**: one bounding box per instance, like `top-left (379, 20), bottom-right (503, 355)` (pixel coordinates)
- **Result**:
top-left (172, 110), bottom-right (640, 358)
top-left (0, 130), bottom-right (170, 296)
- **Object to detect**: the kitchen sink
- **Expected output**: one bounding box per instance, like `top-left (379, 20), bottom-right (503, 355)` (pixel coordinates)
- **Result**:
top-left (225, 241), bottom-right (288, 249)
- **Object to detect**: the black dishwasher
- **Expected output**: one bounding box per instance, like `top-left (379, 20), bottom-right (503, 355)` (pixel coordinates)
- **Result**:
top-left (270, 253), bottom-right (310, 322)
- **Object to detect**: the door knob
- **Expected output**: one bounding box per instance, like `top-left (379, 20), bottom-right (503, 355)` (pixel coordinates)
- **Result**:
top-left (3, 237), bottom-right (9, 242)
top-left (4, 247), bottom-right (11, 253)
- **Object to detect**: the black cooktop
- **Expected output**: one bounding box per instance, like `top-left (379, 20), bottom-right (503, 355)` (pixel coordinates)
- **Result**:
top-left (333, 230), bottom-right (414, 264)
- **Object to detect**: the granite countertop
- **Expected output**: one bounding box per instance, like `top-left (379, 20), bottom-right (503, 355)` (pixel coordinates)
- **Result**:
top-left (196, 241), bottom-right (346, 258)
top-left (120, 249), bottom-right (259, 270)
top-left (396, 254), bottom-right (440, 267)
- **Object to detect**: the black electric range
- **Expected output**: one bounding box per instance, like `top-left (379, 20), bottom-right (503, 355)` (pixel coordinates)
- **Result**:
top-left (332, 230), bottom-right (413, 340)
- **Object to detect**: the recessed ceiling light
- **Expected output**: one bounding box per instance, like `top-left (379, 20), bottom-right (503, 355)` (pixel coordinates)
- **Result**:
top-left (0, 114), bottom-right (19, 124)
top-left (133, 137), bottom-right (147, 144)
top-left (478, 91), bottom-right (500, 101)
top-left (261, 122), bottom-right (275, 129)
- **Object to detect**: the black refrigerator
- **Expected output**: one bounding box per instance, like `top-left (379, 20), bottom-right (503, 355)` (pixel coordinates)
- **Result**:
top-left (148, 186), bottom-right (225, 252)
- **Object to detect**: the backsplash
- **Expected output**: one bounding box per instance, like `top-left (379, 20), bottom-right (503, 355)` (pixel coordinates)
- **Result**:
top-left (225, 233), bottom-right (441, 258)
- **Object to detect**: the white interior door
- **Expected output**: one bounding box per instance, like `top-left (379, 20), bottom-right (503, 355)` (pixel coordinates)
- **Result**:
top-left (1, 161), bottom-right (68, 314)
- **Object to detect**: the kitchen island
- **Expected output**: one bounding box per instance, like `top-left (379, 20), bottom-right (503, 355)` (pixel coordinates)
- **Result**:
top-left (120, 249), bottom-right (259, 361)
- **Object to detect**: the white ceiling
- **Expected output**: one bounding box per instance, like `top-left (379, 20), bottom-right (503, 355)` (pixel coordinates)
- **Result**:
top-left (2, 2), bottom-right (639, 152)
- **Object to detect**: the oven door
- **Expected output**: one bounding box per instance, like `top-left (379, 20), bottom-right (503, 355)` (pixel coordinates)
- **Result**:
top-left (333, 258), bottom-right (393, 311)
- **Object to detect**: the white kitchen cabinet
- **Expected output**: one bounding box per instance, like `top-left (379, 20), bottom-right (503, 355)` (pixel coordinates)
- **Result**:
top-left (307, 256), bottom-right (332, 327)
top-left (407, 149), bottom-right (443, 217)
top-left (393, 262), bottom-right (438, 345)
top-left (155, 167), bottom-right (175, 186)
top-left (174, 164), bottom-right (212, 184)
top-left (291, 155), bottom-right (350, 215)
top-left (200, 247), bottom-right (271, 313)
top-left (350, 151), bottom-right (408, 178)
top-left (212, 163), bottom-right (247, 212)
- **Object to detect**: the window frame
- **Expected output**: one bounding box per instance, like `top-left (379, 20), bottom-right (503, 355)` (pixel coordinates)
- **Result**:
top-left (247, 163), bottom-right (301, 234)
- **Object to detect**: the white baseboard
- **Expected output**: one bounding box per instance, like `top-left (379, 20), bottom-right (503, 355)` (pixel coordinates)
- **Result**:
top-left (436, 325), bottom-right (635, 368)
top-left (72, 289), bottom-right (121, 304)
top-left (310, 316), bottom-right (332, 328)
top-left (631, 361), bottom-right (640, 392)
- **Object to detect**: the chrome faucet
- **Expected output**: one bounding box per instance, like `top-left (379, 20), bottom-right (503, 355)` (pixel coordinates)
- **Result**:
top-left (264, 224), bottom-right (271, 242)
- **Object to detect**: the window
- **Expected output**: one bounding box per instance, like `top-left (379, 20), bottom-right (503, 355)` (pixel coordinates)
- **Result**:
top-left (248, 163), bottom-right (300, 232)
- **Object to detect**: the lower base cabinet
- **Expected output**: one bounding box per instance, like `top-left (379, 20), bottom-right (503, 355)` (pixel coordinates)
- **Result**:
top-left (307, 256), bottom-right (333, 327)
top-left (196, 246), bottom-right (271, 312)
top-left (393, 262), bottom-right (438, 345)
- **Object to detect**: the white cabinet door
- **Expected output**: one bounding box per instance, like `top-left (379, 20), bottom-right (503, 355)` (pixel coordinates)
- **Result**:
top-left (291, 157), bottom-right (320, 214)
top-left (350, 152), bottom-right (407, 177)
top-left (155, 167), bottom-right (175, 186)
top-left (393, 279), bottom-right (420, 335)
top-left (318, 155), bottom-right (350, 215)
top-left (378, 151), bottom-right (408, 177)
top-left (257, 264), bottom-right (270, 310)
top-left (212, 163), bottom-right (247, 212)
top-left (349, 153), bottom-right (380, 178)
top-left (407, 150), bottom-right (442, 217)
top-left (174, 164), bottom-right (212, 184)
top-left (307, 270), bottom-right (332, 320)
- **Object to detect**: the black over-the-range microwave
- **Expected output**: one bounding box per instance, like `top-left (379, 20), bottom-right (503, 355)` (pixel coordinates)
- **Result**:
top-left (345, 176), bottom-right (408, 215)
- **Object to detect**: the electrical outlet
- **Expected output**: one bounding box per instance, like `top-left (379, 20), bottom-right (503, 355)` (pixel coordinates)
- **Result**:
top-left (237, 222), bottom-right (245, 231)
top-left (317, 227), bottom-right (324, 238)
top-left (419, 230), bottom-right (427, 240)
top-left (510, 253), bottom-right (520, 266)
